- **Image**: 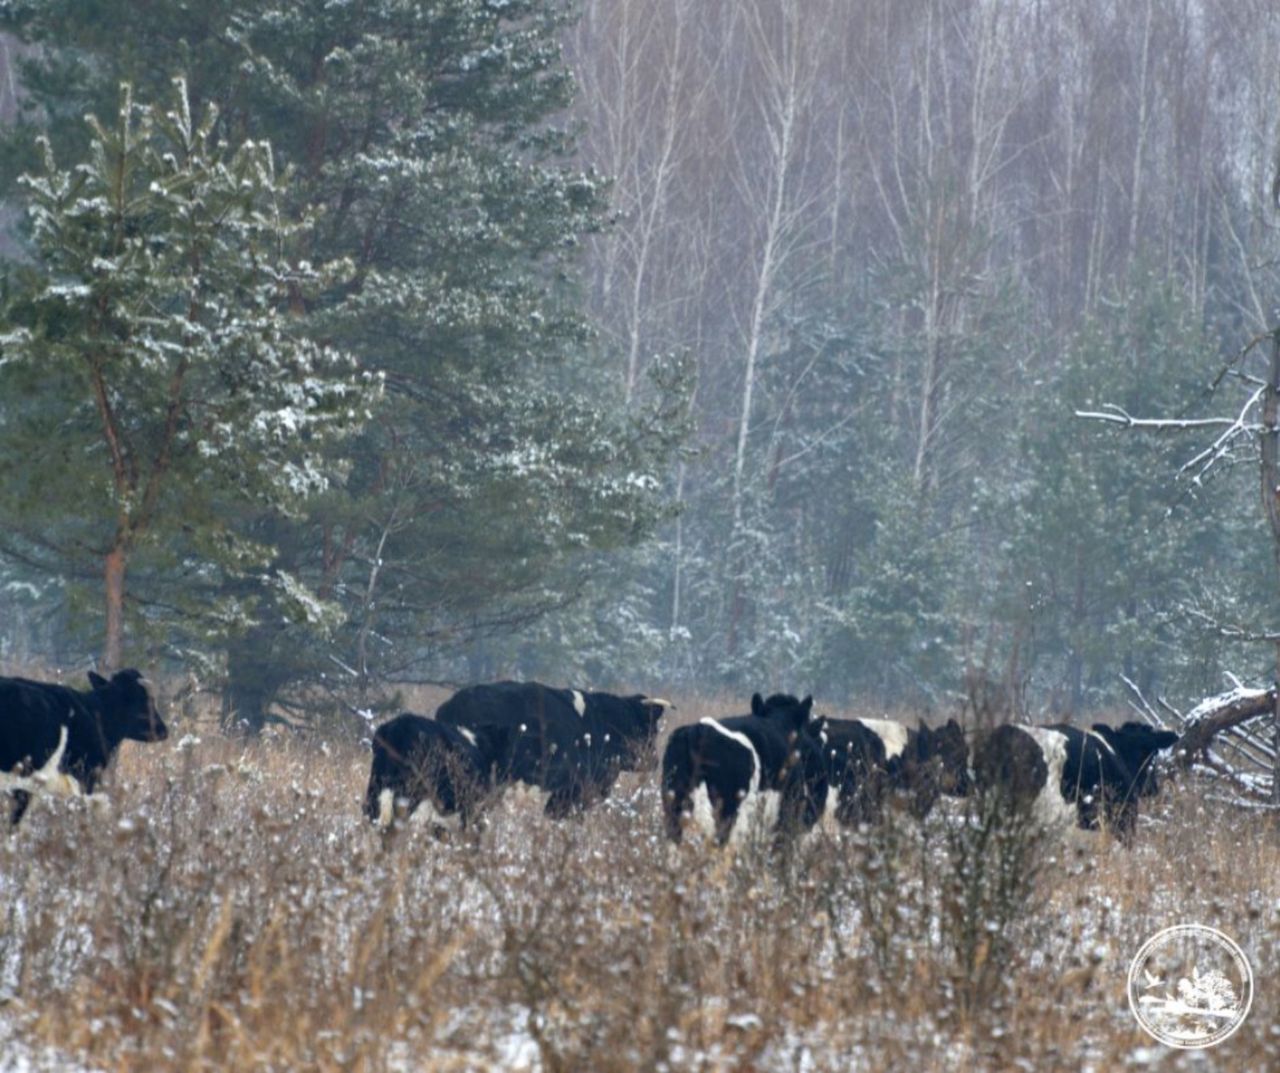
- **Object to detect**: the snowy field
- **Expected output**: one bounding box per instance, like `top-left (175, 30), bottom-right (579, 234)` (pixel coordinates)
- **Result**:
top-left (0, 723), bottom-right (1277, 1073)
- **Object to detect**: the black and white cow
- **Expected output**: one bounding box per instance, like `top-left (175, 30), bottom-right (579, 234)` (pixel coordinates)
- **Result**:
top-left (0, 669), bottom-right (169, 826)
top-left (661, 693), bottom-right (828, 847)
top-left (807, 715), bottom-right (970, 824)
top-left (972, 721), bottom-right (1179, 838)
top-left (435, 681), bottom-right (672, 818)
top-left (364, 713), bottom-right (512, 834)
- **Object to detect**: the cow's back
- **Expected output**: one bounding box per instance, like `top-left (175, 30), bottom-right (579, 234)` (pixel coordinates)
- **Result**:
top-left (437, 681), bottom-right (575, 730)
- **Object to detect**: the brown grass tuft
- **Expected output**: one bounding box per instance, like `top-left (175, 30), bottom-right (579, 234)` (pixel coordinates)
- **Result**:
top-left (0, 692), bottom-right (1276, 1071)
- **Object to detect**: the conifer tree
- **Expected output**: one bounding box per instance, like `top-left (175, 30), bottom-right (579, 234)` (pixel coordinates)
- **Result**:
top-left (0, 81), bottom-right (379, 670)
top-left (1, 2), bottom-right (684, 721)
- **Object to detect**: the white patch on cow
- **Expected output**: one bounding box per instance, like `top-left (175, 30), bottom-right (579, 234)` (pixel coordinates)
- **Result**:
top-left (730, 788), bottom-right (782, 848)
top-left (456, 726), bottom-right (478, 748)
top-left (571, 690), bottom-right (586, 716)
top-left (405, 795), bottom-right (463, 832)
top-left (816, 784), bottom-right (847, 834)
top-left (694, 718), bottom-right (783, 847)
top-left (699, 718), bottom-right (762, 791)
top-left (685, 782), bottom-right (782, 848)
top-left (37, 724), bottom-right (70, 783)
top-left (1023, 727), bottom-right (1079, 828)
top-left (689, 783), bottom-right (718, 841)
top-left (0, 725), bottom-right (83, 799)
top-left (375, 788), bottom-right (395, 830)
top-left (858, 718), bottom-right (910, 760)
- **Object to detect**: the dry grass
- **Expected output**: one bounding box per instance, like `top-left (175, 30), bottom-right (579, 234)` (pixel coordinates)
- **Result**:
top-left (0, 692), bottom-right (1277, 1072)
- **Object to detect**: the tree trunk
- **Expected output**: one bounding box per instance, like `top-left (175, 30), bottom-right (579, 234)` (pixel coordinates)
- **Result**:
top-left (1274, 639), bottom-right (1280, 806)
top-left (222, 625), bottom-right (287, 735)
top-left (1262, 329), bottom-right (1280, 804)
top-left (1174, 686), bottom-right (1276, 765)
top-left (103, 542), bottom-right (127, 673)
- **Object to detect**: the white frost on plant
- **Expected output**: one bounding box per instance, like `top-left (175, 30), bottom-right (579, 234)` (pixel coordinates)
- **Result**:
top-left (266, 569), bottom-right (344, 633)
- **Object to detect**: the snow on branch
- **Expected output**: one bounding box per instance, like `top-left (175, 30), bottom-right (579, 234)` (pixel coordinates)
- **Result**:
top-left (1175, 683), bottom-right (1276, 788)
top-left (1074, 404), bottom-right (1242, 431)
top-left (1124, 675), bottom-right (1276, 799)
top-left (1077, 385), bottom-right (1266, 488)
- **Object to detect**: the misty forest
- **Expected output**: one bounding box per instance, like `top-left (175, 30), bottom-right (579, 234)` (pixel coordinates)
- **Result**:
top-left (1, 0), bottom-right (1279, 728)
top-left (4, 4), bottom-right (1280, 1073)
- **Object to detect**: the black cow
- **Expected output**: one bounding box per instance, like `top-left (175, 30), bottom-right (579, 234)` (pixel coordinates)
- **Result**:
top-left (807, 715), bottom-right (970, 824)
top-left (661, 693), bottom-right (828, 847)
top-left (364, 713), bottom-right (512, 834)
top-left (0, 669), bottom-right (169, 826)
top-left (435, 681), bottom-right (672, 818)
top-left (972, 721), bottom-right (1179, 838)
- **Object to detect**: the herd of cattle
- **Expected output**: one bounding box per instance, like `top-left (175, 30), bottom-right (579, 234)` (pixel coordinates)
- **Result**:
top-left (368, 683), bottom-right (1177, 844)
top-left (1, 671), bottom-right (1180, 846)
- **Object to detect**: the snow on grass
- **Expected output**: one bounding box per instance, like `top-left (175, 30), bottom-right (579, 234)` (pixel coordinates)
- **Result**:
top-left (0, 732), bottom-right (1277, 1072)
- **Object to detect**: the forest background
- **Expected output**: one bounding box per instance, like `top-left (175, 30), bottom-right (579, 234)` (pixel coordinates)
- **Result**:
top-left (1, 0), bottom-right (1278, 731)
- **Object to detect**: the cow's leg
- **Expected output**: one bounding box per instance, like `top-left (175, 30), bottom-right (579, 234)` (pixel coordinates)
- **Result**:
top-left (712, 790), bottom-right (740, 846)
top-left (854, 767), bottom-right (887, 825)
top-left (1102, 794), bottom-right (1137, 845)
top-left (1075, 789), bottom-right (1104, 832)
top-left (662, 789), bottom-right (688, 843)
top-left (544, 787), bottom-right (581, 819)
top-left (9, 790), bottom-right (31, 827)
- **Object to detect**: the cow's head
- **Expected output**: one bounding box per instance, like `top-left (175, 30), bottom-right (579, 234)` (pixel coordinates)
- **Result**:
top-left (750, 692), bottom-right (815, 734)
top-left (619, 695), bottom-right (674, 771)
top-left (903, 718), bottom-right (970, 817)
top-left (1093, 722), bottom-right (1179, 798)
top-left (89, 669), bottom-right (168, 743)
top-left (931, 717), bottom-right (970, 797)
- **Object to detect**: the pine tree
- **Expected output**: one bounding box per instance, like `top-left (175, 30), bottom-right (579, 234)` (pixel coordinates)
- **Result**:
top-left (1, 2), bottom-right (686, 722)
top-left (1008, 275), bottom-right (1259, 709)
top-left (0, 80), bottom-right (380, 670)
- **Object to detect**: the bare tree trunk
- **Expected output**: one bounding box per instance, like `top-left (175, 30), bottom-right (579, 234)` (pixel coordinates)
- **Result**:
top-left (730, 0), bottom-right (820, 527)
top-left (1274, 640), bottom-right (1280, 807)
top-left (355, 518), bottom-right (394, 702)
top-left (669, 458), bottom-right (686, 635)
top-left (1125, 0), bottom-right (1154, 275)
top-left (1262, 330), bottom-right (1280, 803)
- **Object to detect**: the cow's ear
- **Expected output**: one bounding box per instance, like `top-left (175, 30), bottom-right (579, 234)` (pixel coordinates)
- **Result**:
top-left (88, 671), bottom-right (108, 690)
top-left (799, 696), bottom-right (813, 721)
top-left (947, 717), bottom-right (962, 731)
top-left (751, 693), bottom-right (765, 717)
